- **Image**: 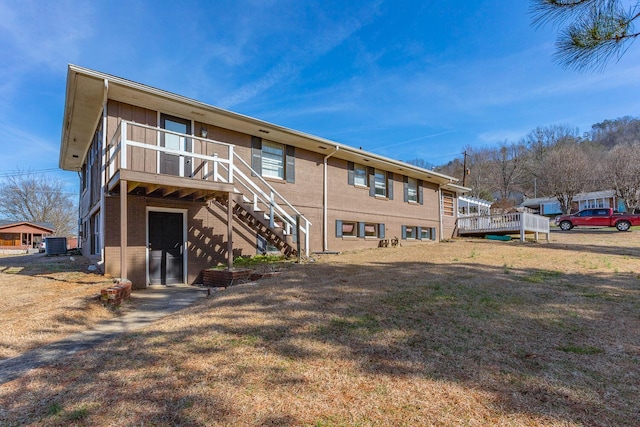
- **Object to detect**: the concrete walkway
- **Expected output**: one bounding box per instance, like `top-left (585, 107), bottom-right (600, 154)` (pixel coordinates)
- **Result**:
top-left (0, 286), bottom-right (206, 385)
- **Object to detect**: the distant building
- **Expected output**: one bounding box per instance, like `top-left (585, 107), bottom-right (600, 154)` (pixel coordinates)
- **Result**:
top-left (519, 190), bottom-right (625, 215)
top-left (0, 220), bottom-right (54, 250)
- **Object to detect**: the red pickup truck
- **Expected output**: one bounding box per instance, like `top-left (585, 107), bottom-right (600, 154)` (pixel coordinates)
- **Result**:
top-left (555, 208), bottom-right (640, 231)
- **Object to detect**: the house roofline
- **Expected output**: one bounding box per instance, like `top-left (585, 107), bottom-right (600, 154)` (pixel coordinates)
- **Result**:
top-left (0, 221), bottom-right (55, 233)
top-left (61, 64), bottom-right (466, 189)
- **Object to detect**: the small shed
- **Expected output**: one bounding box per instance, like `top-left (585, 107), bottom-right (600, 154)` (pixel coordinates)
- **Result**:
top-left (0, 220), bottom-right (54, 251)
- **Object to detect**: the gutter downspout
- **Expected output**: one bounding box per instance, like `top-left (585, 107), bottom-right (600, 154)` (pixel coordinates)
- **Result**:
top-left (323, 146), bottom-right (340, 252)
top-left (438, 184), bottom-right (444, 241)
top-left (99, 79), bottom-right (108, 268)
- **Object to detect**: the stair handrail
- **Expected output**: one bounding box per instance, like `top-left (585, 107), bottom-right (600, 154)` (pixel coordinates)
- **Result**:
top-left (113, 120), bottom-right (311, 255)
top-left (219, 155), bottom-right (311, 236)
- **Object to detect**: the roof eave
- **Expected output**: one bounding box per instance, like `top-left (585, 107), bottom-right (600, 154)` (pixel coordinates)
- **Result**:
top-left (60, 65), bottom-right (462, 185)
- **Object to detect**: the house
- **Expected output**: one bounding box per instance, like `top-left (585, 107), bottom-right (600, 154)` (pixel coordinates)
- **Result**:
top-left (0, 220), bottom-right (54, 252)
top-left (520, 190), bottom-right (625, 216)
top-left (59, 65), bottom-right (468, 288)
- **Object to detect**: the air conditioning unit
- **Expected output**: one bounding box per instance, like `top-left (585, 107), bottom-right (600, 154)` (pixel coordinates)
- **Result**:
top-left (45, 237), bottom-right (67, 256)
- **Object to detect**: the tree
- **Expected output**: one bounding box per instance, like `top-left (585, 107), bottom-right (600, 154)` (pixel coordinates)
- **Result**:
top-left (490, 142), bottom-right (527, 201)
top-left (0, 171), bottom-right (77, 237)
top-left (588, 116), bottom-right (640, 147)
top-left (539, 143), bottom-right (594, 213)
top-left (522, 124), bottom-right (581, 197)
top-left (531, 0), bottom-right (640, 71)
top-left (606, 143), bottom-right (640, 212)
top-left (465, 147), bottom-right (497, 201)
top-left (404, 158), bottom-right (436, 170)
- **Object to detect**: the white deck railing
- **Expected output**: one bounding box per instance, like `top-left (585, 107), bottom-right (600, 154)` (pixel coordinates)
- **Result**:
top-left (457, 212), bottom-right (550, 242)
top-left (106, 120), bottom-right (311, 256)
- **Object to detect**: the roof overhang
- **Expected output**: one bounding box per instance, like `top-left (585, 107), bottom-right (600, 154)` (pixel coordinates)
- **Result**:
top-left (0, 221), bottom-right (55, 233)
top-left (60, 65), bottom-right (465, 186)
top-left (59, 67), bottom-right (107, 170)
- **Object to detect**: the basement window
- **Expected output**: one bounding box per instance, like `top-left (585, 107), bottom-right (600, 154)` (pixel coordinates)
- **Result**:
top-left (341, 221), bottom-right (357, 237)
top-left (336, 220), bottom-right (385, 239)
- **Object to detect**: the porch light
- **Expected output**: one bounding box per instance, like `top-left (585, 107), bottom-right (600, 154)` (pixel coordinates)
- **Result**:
top-left (200, 127), bottom-right (208, 138)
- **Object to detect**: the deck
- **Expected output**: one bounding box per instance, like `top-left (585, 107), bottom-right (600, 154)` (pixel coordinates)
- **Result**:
top-left (457, 212), bottom-right (550, 242)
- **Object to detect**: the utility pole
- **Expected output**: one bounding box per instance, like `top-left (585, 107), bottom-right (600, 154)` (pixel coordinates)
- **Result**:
top-left (462, 150), bottom-right (469, 187)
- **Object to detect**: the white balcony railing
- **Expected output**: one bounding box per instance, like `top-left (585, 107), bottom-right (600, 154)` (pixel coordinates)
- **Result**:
top-left (106, 120), bottom-right (311, 256)
top-left (457, 212), bottom-right (550, 242)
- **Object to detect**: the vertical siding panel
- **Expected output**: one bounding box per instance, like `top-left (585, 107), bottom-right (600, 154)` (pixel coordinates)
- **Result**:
top-left (145, 108), bottom-right (158, 174)
top-left (130, 106), bottom-right (146, 172)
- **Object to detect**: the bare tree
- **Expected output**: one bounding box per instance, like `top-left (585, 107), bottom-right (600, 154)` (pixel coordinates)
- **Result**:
top-left (531, 0), bottom-right (640, 71)
top-left (404, 158), bottom-right (436, 170)
top-left (539, 143), bottom-right (593, 213)
top-left (490, 142), bottom-right (527, 201)
top-left (466, 147), bottom-right (497, 201)
top-left (0, 171), bottom-right (77, 237)
top-left (606, 143), bottom-right (640, 212)
top-left (523, 124), bottom-right (581, 197)
top-left (589, 116), bottom-right (640, 147)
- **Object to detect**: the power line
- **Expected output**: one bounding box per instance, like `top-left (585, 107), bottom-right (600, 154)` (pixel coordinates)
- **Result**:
top-left (0, 168), bottom-right (65, 178)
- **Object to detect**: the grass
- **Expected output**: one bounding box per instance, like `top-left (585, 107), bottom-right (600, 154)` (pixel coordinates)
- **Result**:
top-left (0, 254), bottom-right (120, 358)
top-left (1, 230), bottom-right (640, 426)
top-left (558, 345), bottom-right (604, 355)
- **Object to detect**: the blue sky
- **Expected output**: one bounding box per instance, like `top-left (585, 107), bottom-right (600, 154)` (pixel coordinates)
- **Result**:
top-left (1, 0), bottom-right (640, 196)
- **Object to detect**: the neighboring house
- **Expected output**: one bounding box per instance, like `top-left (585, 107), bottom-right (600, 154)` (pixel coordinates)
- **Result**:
top-left (0, 220), bottom-right (54, 250)
top-left (520, 190), bottom-right (625, 216)
top-left (59, 65), bottom-right (468, 288)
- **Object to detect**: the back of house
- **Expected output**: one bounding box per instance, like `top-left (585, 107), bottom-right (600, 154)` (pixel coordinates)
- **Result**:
top-left (59, 65), bottom-right (466, 288)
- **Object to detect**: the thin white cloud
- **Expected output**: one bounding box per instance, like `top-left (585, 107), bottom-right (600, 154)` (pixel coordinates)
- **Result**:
top-left (369, 130), bottom-right (458, 152)
top-left (0, 0), bottom-right (93, 71)
top-left (219, 2), bottom-right (383, 108)
top-left (0, 121), bottom-right (59, 167)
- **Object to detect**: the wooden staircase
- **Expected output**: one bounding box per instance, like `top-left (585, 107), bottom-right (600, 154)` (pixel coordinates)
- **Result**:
top-left (214, 193), bottom-right (297, 257)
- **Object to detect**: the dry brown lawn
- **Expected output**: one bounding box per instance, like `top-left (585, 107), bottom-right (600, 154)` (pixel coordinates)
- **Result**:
top-left (0, 253), bottom-right (118, 359)
top-left (1, 229), bottom-right (639, 426)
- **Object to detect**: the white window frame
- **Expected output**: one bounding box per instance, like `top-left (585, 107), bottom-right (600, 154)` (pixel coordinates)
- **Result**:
top-left (261, 140), bottom-right (285, 179)
top-left (364, 223), bottom-right (378, 238)
top-left (407, 177), bottom-right (418, 203)
top-left (374, 169), bottom-right (387, 197)
top-left (354, 163), bottom-right (367, 187)
top-left (92, 212), bottom-right (100, 255)
top-left (420, 228), bottom-right (430, 240)
top-left (341, 221), bottom-right (357, 237)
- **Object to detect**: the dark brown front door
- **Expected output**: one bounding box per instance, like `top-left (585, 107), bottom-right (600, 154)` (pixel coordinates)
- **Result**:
top-left (149, 211), bottom-right (184, 285)
top-left (160, 114), bottom-right (192, 176)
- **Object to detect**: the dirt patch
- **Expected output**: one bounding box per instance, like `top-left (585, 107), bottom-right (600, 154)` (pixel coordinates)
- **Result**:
top-left (1, 230), bottom-right (639, 426)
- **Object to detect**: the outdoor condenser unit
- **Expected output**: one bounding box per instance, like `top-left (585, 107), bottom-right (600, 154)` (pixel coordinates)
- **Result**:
top-left (45, 237), bottom-right (67, 256)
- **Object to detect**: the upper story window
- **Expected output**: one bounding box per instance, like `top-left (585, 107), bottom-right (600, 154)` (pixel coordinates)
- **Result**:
top-left (374, 169), bottom-right (387, 197)
top-left (81, 163), bottom-right (87, 191)
top-left (407, 178), bottom-right (417, 202)
top-left (251, 137), bottom-right (295, 183)
top-left (404, 176), bottom-right (423, 204)
top-left (347, 162), bottom-right (368, 187)
top-left (261, 140), bottom-right (285, 179)
top-left (347, 162), bottom-right (394, 200)
top-left (353, 163), bottom-right (367, 186)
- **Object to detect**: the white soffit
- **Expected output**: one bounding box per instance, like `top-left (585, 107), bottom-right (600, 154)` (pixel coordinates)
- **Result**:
top-left (59, 69), bottom-right (105, 170)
